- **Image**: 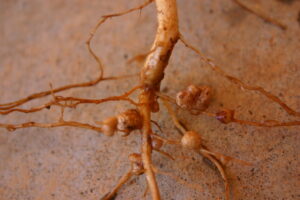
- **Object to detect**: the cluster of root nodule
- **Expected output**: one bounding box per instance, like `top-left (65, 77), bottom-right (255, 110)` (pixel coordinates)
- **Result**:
top-left (95, 83), bottom-right (255, 200)
top-left (1, 77), bottom-right (299, 200)
top-left (1, 1), bottom-right (300, 200)
top-left (176, 84), bottom-right (212, 114)
top-left (99, 109), bottom-right (143, 137)
top-left (95, 78), bottom-right (300, 199)
top-left (175, 84), bottom-right (235, 124)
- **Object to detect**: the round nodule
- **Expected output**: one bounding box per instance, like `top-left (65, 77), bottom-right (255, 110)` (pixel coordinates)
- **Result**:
top-left (216, 109), bottom-right (235, 124)
top-left (128, 153), bottom-right (144, 175)
top-left (181, 131), bottom-right (202, 149)
top-left (117, 109), bottom-right (143, 133)
top-left (101, 116), bottom-right (118, 136)
top-left (151, 137), bottom-right (163, 149)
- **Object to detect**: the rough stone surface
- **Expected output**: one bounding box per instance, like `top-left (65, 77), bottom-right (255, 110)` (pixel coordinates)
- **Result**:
top-left (0, 0), bottom-right (299, 199)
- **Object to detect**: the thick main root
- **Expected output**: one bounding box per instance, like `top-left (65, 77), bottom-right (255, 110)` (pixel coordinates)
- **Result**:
top-left (1, 1), bottom-right (299, 200)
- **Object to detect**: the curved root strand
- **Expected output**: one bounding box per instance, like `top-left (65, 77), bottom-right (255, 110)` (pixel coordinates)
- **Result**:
top-left (101, 171), bottom-right (133, 200)
top-left (154, 149), bottom-right (175, 160)
top-left (86, 0), bottom-right (153, 50)
top-left (0, 121), bottom-right (103, 133)
top-left (199, 150), bottom-right (230, 200)
top-left (1, 85), bottom-right (141, 115)
top-left (2, 0), bottom-right (293, 200)
top-left (156, 92), bottom-right (177, 104)
top-left (143, 182), bottom-right (149, 199)
top-left (232, 119), bottom-right (300, 127)
top-left (150, 120), bottom-right (164, 134)
top-left (56, 85), bottom-right (141, 107)
top-left (0, 102), bottom-right (57, 115)
top-left (152, 134), bottom-right (180, 145)
top-left (233, 0), bottom-right (287, 30)
top-left (127, 48), bottom-right (157, 66)
top-left (152, 165), bottom-right (203, 193)
top-left (179, 35), bottom-right (300, 118)
top-left (200, 149), bottom-right (252, 167)
top-left (0, 79), bottom-right (102, 110)
top-left (0, 74), bottom-right (137, 111)
top-left (161, 99), bottom-right (186, 135)
top-left (0, 0), bottom-right (152, 110)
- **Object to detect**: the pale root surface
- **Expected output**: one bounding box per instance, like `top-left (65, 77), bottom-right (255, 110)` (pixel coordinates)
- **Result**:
top-left (0, 0), bottom-right (299, 199)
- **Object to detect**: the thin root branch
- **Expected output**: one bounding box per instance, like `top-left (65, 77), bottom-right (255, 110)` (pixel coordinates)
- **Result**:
top-left (232, 119), bottom-right (300, 127)
top-left (152, 134), bottom-right (180, 145)
top-left (86, 0), bottom-right (154, 60)
top-left (101, 171), bottom-right (133, 200)
top-left (127, 48), bottom-right (157, 66)
top-left (161, 98), bottom-right (186, 135)
top-left (154, 149), bottom-right (175, 160)
top-left (200, 148), bottom-right (252, 167)
top-left (151, 120), bottom-right (163, 134)
top-left (233, 0), bottom-right (287, 30)
top-left (0, 120), bottom-right (103, 133)
top-left (0, 0), bottom-right (151, 111)
top-left (143, 182), bottom-right (149, 199)
top-left (0, 74), bottom-right (138, 111)
top-left (1, 85), bottom-right (141, 115)
top-left (179, 34), bottom-right (300, 118)
top-left (199, 150), bottom-right (230, 200)
top-left (2, 1), bottom-right (295, 200)
top-left (156, 92), bottom-right (177, 104)
top-left (152, 165), bottom-right (203, 193)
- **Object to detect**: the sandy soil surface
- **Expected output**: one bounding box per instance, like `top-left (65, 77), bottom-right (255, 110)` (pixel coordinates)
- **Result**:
top-left (0, 0), bottom-right (299, 199)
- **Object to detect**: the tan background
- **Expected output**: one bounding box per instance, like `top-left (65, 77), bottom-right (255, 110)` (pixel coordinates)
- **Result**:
top-left (0, 0), bottom-right (299, 199)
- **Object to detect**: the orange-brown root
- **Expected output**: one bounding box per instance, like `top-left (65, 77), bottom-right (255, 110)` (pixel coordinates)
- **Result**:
top-left (126, 48), bottom-right (157, 66)
top-left (0, 0), bottom-right (151, 111)
top-left (179, 35), bottom-right (300, 118)
top-left (200, 149), bottom-right (252, 167)
top-left (154, 149), bottom-right (175, 160)
top-left (101, 171), bottom-right (133, 200)
top-left (0, 120), bottom-right (103, 133)
top-left (233, 0), bottom-right (287, 30)
top-left (152, 165), bottom-right (203, 193)
top-left (199, 150), bottom-right (230, 200)
top-left (161, 98), bottom-right (186, 135)
top-left (1, 85), bottom-right (141, 115)
top-left (232, 119), bottom-right (300, 127)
